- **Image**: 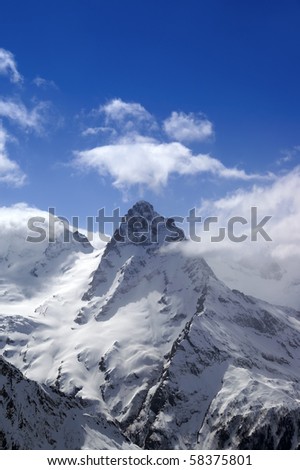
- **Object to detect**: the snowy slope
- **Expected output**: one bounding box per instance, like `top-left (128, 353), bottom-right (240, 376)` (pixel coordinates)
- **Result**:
top-left (128, 276), bottom-right (300, 449)
top-left (0, 200), bottom-right (300, 450)
top-left (0, 356), bottom-right (134, 449)
top-left (0, 204), bottom-right (93, 302)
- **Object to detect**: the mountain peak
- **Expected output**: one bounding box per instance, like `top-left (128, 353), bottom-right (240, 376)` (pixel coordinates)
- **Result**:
top-left (112, 200), bottom-right (185, 245)
top-left (126, 200), bottom-right (159, 221)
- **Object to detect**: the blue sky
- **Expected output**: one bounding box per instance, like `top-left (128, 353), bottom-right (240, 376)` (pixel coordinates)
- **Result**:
top-left (0, 0), bottom-right (300, 222)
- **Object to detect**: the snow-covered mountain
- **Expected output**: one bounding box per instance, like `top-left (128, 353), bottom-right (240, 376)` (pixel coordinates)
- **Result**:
top-left (0, 201), bottom-right (300, 449)
top-left (0, 204), bottom-right (93, 302)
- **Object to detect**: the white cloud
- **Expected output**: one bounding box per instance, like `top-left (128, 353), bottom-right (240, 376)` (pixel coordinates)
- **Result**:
top-left (163, 111), bottom-right (213, 143)
top-left (276, 145), bottom-right (300, 165)
top-left (0, 50), bottom-right (54, 186)
top-left (0, 123), bottom-right (26, 186)
top-left (74, 137), bottom-right (272, 192)
top-left (76, 99), bottom-right (271, 193)
top-left (0, 98), bottom-right (48, 132)
top-left (0, 48), bottom-right (23, 83)
top-left (100, 98), bottom-right (154, 124)
top-left (33, 76), bottom-right (58, 89)
top-left (82, 126), bottom-right (117, 137)
top-left (171, 167), bottom-right (300, 309)
top-left (87, 99), bottom-right (157, 137)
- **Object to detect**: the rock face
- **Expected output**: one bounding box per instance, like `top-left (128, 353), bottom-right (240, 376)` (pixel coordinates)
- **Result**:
top-left (0, 200), bottom-right (300, 449)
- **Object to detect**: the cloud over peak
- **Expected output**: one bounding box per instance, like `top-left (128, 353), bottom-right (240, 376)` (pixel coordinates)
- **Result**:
top-left (173, 166), bottom-right (300, 309)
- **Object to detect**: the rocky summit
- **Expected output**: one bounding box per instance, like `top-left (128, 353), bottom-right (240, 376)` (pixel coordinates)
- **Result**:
top-left (111, 200), bottom-right (185, 245)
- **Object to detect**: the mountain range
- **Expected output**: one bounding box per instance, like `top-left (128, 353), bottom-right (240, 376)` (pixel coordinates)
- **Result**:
top-left (0, 201), bottom-right (299, 450)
